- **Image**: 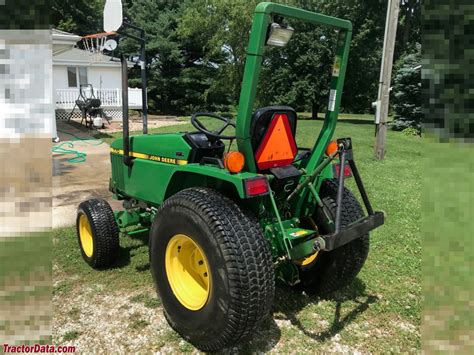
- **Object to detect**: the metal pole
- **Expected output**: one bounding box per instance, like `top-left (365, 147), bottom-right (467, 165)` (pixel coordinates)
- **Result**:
top-left (374, 0), bottom-right (400, 160)
top-left (140, 30), bottom-right (148, 134)
top-left (118, 21), bottom-right (148, 134)
top-left (121, 54), bottom-right (132, 166)
top-left (335, 150), bottom-right (346, 233)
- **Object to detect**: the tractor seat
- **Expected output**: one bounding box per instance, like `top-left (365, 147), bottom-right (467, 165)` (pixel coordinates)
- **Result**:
top-left (250, 106), bottom-right (298, 171)
top-left (184, 132), bottom-right (225, 164)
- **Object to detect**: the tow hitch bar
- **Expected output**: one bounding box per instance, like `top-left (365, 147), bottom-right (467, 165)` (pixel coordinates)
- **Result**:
top-left (314, 138), bottom-right (385, 252)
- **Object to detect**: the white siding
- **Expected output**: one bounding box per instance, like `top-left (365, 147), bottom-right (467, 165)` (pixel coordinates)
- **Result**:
top-left (87, 66), bottom-right (122, 90)
top-left (53, 65), bottom-right (68, 90)
top-left (53, 65), bottom-right (122, 91)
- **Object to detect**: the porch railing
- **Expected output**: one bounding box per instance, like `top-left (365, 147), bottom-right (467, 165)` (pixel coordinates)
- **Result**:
top-left (55, 88), bottom-right (142, 109)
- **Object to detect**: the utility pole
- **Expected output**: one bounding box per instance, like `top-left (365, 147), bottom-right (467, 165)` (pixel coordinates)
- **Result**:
top-left (374, 0), bottom-right (400, 160)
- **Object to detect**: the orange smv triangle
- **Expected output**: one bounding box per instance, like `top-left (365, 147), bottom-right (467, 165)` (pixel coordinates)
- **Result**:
top-left (255, 113), bottom-right (297, 170)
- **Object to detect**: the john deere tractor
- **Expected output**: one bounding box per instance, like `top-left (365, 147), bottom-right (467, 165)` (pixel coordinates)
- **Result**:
top-left (76, 2), bottom-right (384, 351)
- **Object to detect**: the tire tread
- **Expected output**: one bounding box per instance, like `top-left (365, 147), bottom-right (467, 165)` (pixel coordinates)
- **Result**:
top-left (77, 198), bottom-right (119, 269)
top-left (155, 188), bottom-right (274, 351)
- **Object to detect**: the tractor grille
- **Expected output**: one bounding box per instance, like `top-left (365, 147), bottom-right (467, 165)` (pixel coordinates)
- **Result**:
top-left (111, 154), bottom-right (125, 190)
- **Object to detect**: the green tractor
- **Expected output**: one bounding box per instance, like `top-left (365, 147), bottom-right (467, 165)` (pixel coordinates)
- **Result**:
top-left (76, 1), bottom-right (384, 351)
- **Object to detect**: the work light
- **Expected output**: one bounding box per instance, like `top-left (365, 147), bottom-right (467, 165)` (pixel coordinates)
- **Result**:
top-left (266, 22), bottom-right (294, 47)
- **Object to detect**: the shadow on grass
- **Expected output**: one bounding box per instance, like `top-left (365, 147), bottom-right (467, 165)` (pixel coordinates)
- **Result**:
top-left (338, 118), bottom-right (375, 126)
top-left (112, 230), bottom-right (150, 271)
top-left (93, 131), bottom-right (116, 140)
top-left (242, 278), bottom-right (378, 352)
top-left (298, 116), bottom-right (375, 125)
top-left (278, 278), bottom-right (377, 342)
top-left (296, 115), bottom-right (375, 126)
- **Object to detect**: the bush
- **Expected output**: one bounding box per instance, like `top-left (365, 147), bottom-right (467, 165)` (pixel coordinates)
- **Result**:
top-left (390, 45), bottom-right (421, 133)
top-left (402, 127), bottom-right (420, 137)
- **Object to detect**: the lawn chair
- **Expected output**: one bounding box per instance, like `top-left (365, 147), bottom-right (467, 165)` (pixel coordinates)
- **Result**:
top-left (68, 84), bottom-right (112, 129)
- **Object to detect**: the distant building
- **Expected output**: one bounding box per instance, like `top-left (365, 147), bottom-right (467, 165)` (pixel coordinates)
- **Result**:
top-left (52, 29), bottom-right (141, 121)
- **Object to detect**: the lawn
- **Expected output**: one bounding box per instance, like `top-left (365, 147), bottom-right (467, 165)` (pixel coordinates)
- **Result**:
top-left (1, 235), bottom-right (52, 344)
top-left (53, 114), bottom-right (421, 353)
top-left (422, 142), bottom-right (474, 352)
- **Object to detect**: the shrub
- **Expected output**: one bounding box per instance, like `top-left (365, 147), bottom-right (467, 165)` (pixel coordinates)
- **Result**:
top-left (402, 127), bottom-right (420, 137)
top-left (391, 45), bottom-right (421, 133)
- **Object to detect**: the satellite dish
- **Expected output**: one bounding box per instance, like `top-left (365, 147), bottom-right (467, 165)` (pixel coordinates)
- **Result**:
top-left (104, 0), bottom-right (123, 32)
top-left (104, 39), bottom-right (118, 51)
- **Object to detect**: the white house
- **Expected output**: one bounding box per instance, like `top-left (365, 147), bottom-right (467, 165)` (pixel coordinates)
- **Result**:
top-left (52, 29), bottom-right (141, 121)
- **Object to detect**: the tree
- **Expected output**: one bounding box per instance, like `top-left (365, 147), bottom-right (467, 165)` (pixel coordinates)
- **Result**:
top-left (258, 0), bottom-right (387, 116)
top-left (178, 0), bottom-right (261, 106)
top-left (120, 0), bottom-right (188, 114)
top-left (327, 0), bottom-right (387, 113)
top-left (1, 0), bottom-right (50, 29)
top-left (257, 20), bottom-right (336, 119)
top-left (390, 44), bottom-right (421, 133)
top-left (51, 0), bottom-right (104, 35)
top-left (49, 0), bottom-right (420, 116)
top-left (397, 0), bottom-right (421, 55)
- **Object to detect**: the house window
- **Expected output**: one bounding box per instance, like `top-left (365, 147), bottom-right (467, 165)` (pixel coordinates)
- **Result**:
top-left (67, 66), bottom-right (88, 87)
top-left (78, 67), bottom-right (88, 86)
top-left (67, 67), bottom-right (77, 87)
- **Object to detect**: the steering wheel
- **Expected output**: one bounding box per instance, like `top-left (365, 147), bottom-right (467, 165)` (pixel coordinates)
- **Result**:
top-left (191, 112), bottom-right (236, 141)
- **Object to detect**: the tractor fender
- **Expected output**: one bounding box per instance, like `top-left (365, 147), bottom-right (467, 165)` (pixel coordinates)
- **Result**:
top-left (164, 165), bottom-right (261, 201)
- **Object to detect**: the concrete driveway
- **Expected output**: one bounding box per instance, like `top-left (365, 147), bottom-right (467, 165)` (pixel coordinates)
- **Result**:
top-left (53, 120), bottom-right (121, 228)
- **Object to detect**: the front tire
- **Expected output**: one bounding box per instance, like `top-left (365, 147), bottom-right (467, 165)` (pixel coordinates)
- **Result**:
top-left (150, 188), bottom-right (274, 351)
top-left (76, 198), bottom-right (119, 269)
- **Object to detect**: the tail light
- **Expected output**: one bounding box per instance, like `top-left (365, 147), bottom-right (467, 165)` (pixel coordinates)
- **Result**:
top-left (244, 177), bottom-right (269, 197)
top-left (333, 163), bottom-right (352, 178)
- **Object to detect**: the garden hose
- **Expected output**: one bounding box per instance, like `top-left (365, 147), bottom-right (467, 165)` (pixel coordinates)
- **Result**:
top-left (52, 130), bottom-right (104, 163)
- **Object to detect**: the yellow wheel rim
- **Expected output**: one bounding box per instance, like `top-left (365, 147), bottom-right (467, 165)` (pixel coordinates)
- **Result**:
top-left (297, 251), bottom-right (319, 267)
top-left (165, 234), bottom-right (211, 311)
top-left (79, 214), bottom-right (94, 257)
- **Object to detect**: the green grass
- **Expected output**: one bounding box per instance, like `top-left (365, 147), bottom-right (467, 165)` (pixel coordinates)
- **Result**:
top-left (129, 293), bottom-right (161, 308)
top-left (128, 313), bottom-right (150, 330)
top-left (1, 234), bottom-right (52, 343)
top-left (54, 113), bottom-right (421, 352)
top-left (422, 142), bottom-right (474, 352)
top-left (62, 330), bottom-right (81, 341)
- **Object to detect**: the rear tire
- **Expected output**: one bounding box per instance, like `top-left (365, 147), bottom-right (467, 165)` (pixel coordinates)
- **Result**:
top-left (299, 179), bottom-right (370, 295)
top-left (150, 188), bottom-right (274, 351)
top-left (76, 198), bottom-right (119, 269)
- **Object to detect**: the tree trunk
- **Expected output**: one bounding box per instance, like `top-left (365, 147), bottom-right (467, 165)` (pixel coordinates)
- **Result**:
top-left (311, 101), bottom-right (319, 120)
top-left (403, 11), bottom-right (411, 45)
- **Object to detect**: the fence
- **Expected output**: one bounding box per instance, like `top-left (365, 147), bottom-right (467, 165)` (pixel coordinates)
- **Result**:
top-left (55, 88), bottom-right (142, 109)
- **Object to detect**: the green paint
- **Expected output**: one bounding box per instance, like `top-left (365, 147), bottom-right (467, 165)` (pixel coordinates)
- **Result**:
top-left (288, 238), bottom-right (317, 260)
top-left (111, 134), bottom-right (191, 161)
top-left (114, 209), bottom-right (153, 230)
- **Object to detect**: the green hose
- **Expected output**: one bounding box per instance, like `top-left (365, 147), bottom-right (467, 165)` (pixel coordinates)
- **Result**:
top-left (52, 130), bottom-right (104, 163)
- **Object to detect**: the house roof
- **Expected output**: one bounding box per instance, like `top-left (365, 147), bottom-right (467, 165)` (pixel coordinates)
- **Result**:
top-left (52, 28), bottom-right (133, 68)
top-left (52, 28), bottom-right (81, 38)
top-left (52, 28), bottom-right (82, 55)
top-left (53, 47), bottom-right (132, 68)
